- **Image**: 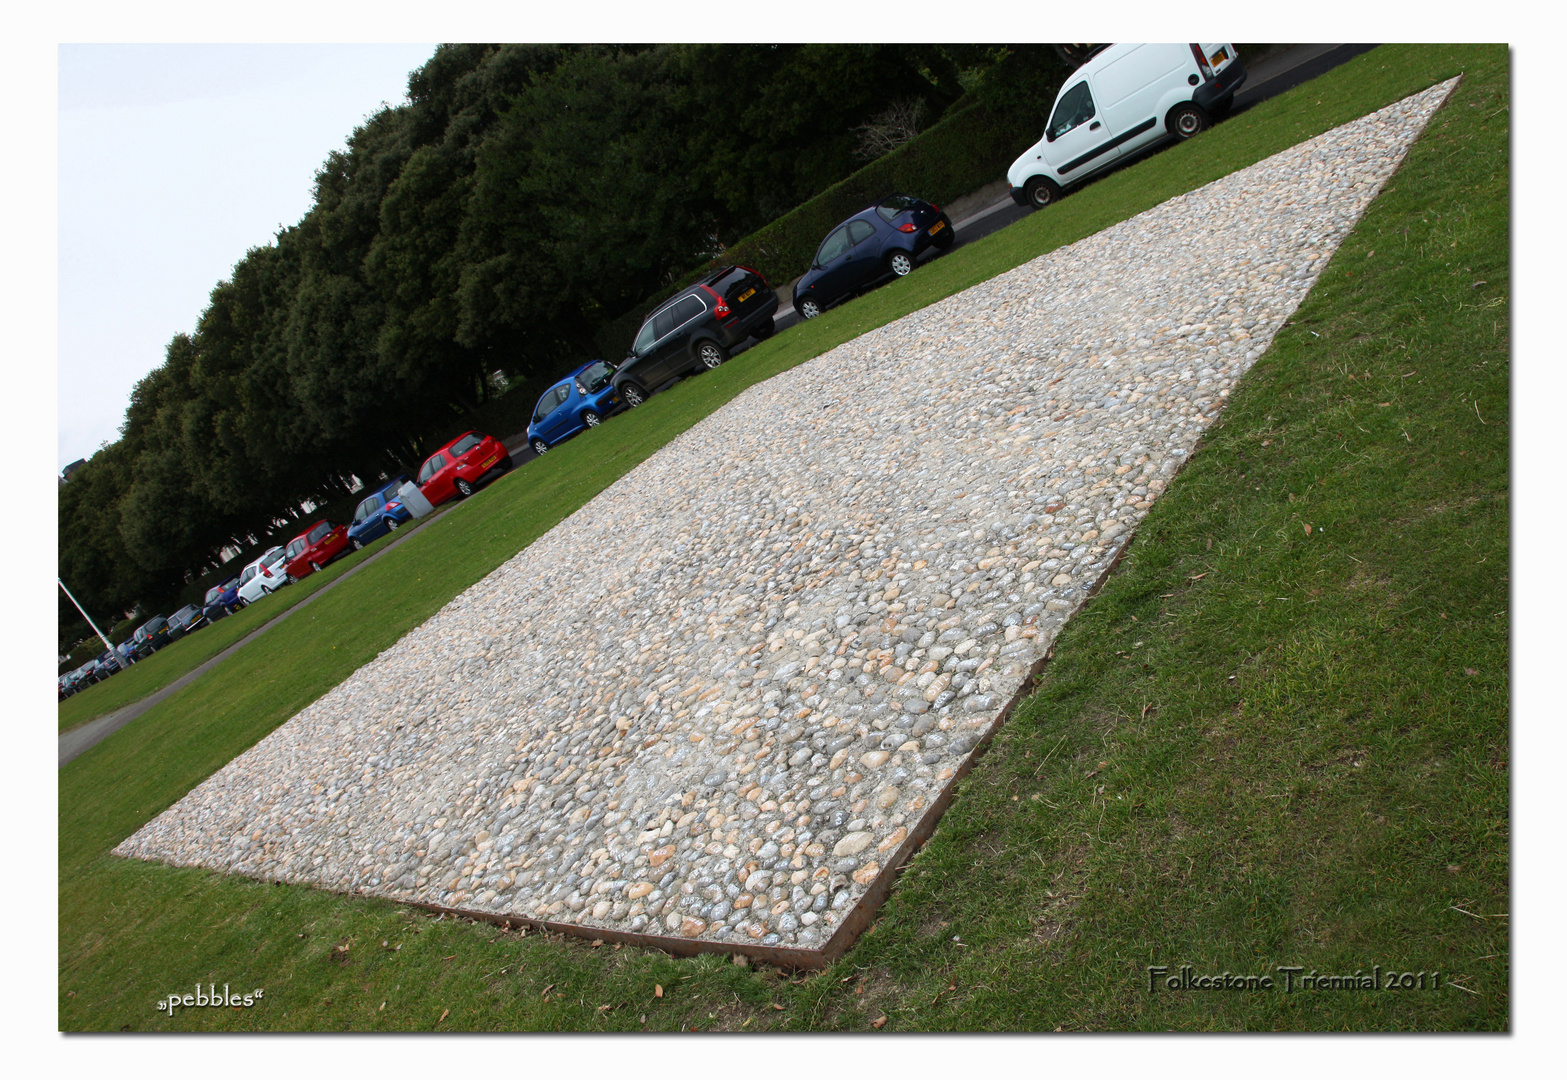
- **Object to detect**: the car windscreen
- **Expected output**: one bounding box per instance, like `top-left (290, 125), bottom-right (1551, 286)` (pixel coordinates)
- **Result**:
top-left (450, 434), bottom-right (482, 456)
top-left (579, 361), bottom-right (615, 393)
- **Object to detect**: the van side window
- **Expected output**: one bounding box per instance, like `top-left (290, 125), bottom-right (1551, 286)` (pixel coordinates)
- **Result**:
top-left (1049, 81), bottom-right (1096, 138)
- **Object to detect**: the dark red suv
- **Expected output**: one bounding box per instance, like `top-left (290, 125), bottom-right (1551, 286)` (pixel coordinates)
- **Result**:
top-left (416, 430), bottom-right (513, 507)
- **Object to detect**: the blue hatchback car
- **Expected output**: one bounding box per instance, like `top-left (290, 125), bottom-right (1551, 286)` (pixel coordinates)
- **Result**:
top-left (527, 360), bottom-right (625, 455)
top-left (793, 194), bottom-right (953, 320)
top-left (347, 478), bottom-right (413, 549)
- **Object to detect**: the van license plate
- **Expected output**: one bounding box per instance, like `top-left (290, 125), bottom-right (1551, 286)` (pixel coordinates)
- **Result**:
top-left (737, 288), bottom-right (756, 303)
top-left (928, 220), bottom-right (946, 235)
top-left (1210, 47), bottom-right (1229, 66)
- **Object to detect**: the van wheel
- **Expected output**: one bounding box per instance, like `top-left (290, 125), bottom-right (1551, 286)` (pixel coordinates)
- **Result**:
top-left (1168, 102), bottom-right (1209, 139)
top-left (695, 340), bottom-right (728, 370)
top-left (621, 382), bottom-right (648, 407)
top-left (1024, 176), bottom-right (1062, 209)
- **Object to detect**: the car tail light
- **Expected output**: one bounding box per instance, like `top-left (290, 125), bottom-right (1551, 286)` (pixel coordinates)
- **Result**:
top-left (897, 223), bottom-right (918, 233)
top-left (700, 284), bottom-right (731, 319)
top-left (1189, 43), bottom-right (1214, 80)
top-left (932, 205), bottom-right (940, 213)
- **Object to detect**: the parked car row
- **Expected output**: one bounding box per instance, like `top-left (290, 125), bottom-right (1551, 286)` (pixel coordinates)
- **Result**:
top-left (60, 432), bottom-right (521, 699)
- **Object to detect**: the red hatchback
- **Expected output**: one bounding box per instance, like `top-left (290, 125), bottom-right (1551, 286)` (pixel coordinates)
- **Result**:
top-left (416, 430), bottom-right (513, 507)
top-left (282, 519), bottom-right (350, 581)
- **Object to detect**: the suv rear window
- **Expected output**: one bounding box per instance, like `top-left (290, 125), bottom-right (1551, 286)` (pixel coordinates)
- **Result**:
top-left (450, 434), bottom-right (482, 456)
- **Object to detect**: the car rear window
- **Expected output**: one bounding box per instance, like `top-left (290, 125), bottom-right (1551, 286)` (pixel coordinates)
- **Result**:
top-left (579, 361), bottom-right (615, 392)
top-left (307, 524), bottom-right (331, 544)
top-left (450, 434), bottom-right (483, 456)
top-left (875, 195), bottom-right (920, 221)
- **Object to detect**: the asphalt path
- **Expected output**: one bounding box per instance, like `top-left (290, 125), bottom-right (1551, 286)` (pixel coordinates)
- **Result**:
top-left (58, 494), bottom-right (467, 768)
top-left (62, 45), bottom-right (1377, 768)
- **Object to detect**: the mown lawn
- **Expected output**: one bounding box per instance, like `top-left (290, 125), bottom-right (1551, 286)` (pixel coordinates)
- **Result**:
top-left (59, 44), bottom-right (1505, 1031)
top-left (58, 537), bottom-right (396, 733)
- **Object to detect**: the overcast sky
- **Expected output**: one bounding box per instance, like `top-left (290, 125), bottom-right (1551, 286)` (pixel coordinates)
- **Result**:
top-left (57, 43), bottom-right (438, 471)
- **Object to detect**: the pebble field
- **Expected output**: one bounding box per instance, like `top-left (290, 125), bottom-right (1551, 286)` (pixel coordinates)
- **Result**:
top-left (117, 82), bottom-right (1457, 959)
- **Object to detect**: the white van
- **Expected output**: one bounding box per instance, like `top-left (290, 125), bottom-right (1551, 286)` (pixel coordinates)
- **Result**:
top-left (1007, 43), bottom-right (1246, 209)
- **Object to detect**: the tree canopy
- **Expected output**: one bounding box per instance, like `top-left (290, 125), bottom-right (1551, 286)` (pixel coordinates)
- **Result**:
top-left (59, 44), bottom-right (1040, 637)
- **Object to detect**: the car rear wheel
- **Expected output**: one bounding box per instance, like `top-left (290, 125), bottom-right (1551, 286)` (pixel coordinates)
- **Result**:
top-left (798, 298), bottom-right (822, 319)
top-left (582, 410), bottom-right (601, 428)
top-left (753, 317), bottom-right (776, 340)
top-left (621, 382), bottom-right (648, 407)
top-left (310, 560), bottom-right (323, 573)
top-left (387, 518), bottom-right (400, 531)
top-left (888, 251), bottom-right (914, 277)
top-left (351, 538), bottom-right (363, 551)
top-left (932, 224), bottom-right (955, 250)
top-left (1167, 102), bottom-right (1209, 139)
top-left (531, 439), bottom-right (549, 455)
top-left (1024, 176), bottom-right (1062, 209)
top-left (455, 478), bottom-right (475, 497)
top-left (696, 340), bottom-right (728, 370)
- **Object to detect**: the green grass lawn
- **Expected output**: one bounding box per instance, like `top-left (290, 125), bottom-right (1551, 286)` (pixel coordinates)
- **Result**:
top-left (57, 534), bottom-right (409, 733)
top-left (59, 44), bottom-right (1505, 1031)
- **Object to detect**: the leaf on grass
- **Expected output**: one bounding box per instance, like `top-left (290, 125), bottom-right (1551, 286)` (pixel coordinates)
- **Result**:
top-left (772, 1003), bottom-right (785, 1010)
top-left (542, 984), bottom-right (555, 997)
top-left (654, 984), bottom-right (664, 998)
top-left (1188, 572), bottom-right (1208, 581)
top-left (437, 1008), bottom-right (449, 1024)
top-left (1303, 522), bottom-right (1312, 535)
top-left (872, 1015), bottom-right (888, 1029)
top-left (591, 939), bottom-right (604, 948)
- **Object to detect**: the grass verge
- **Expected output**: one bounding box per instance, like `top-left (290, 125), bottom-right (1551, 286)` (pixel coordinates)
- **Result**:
top-left (60, 44), bottom-right (1504, 1031)
top-left (57, 533), bottom-right (413, 734)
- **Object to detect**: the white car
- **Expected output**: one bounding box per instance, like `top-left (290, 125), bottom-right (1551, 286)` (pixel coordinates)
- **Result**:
top-left (236, 546), bottom-right (290, 605)
top-left (1007, 43), bottom-right (1246, 209)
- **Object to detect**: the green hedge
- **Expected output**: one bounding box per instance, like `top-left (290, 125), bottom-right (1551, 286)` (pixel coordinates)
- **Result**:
top-left (593, 96), bottom-right (1049, 358)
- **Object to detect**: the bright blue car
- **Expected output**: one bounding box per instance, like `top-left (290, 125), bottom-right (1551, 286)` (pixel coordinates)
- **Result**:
top-left (348, 478), bottom-right (413, 549)
top-left (527, 360), bottom-right (624, 456)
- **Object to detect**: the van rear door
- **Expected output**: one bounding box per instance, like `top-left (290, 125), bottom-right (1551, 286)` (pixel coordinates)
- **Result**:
top-left (1042, 78), bottom-right (1121, 180)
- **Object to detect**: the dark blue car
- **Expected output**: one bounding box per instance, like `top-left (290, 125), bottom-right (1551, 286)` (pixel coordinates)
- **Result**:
top-left (348, 478), bottom-right (413, 549)
top-left (793, 194), bottom-right (953, 320)
top-left (527, 360), bottom-right (625, 455)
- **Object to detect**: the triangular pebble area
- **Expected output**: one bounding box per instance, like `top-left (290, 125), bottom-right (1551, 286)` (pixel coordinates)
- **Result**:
top-left (116, 79), bottom-right (1458, 964)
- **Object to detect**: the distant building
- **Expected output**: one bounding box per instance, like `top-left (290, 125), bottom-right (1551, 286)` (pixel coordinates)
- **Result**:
top-left (60, 459), bottom-right (86, 484)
